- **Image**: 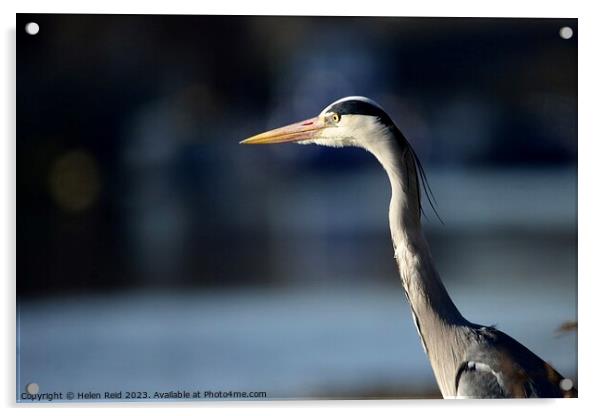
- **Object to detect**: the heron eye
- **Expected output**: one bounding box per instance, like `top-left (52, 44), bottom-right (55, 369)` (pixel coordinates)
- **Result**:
top-left (331, 113), bottom-right (340, 123)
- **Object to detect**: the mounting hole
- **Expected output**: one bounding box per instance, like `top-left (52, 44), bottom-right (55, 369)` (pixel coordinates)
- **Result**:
top-left (25, 22), bottom-right (39, 35)
top-left (559, 26), bottom-right (573, 40)
top-left (26, 383), bottom-right (39, 394)
top-left (560, 378), bottom-right (573, 391)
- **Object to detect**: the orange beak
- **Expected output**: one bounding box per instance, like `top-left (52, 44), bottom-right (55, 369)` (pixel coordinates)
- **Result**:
top-left (240, 116), bottom-right (325, 145)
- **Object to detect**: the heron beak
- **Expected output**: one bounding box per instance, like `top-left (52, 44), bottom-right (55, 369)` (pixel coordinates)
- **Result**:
top-left (240, 116), bottom-right (325, 144)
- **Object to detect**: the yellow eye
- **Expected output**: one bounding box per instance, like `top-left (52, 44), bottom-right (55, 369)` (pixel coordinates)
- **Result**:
top-left (331, 113), bottom-right (340, 123)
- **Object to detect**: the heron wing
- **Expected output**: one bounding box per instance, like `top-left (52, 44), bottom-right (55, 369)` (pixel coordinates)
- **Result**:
top-left (455, 327), bottom-right (576, 398)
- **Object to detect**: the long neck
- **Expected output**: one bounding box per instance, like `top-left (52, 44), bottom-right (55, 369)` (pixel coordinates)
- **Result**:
top-left (368, 135), bottom-right (470, 396)
top-left (385, 146), bottom-right (465, 325)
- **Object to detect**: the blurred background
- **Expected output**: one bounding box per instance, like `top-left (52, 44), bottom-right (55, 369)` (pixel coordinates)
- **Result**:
top-left (17, 15), bottom-right (577, 400)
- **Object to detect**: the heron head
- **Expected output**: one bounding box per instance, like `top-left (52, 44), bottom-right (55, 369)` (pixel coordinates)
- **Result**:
top-left (240, 96), bottom-right (397, 150)
top-left (241, 95), bottom-right (441, 223)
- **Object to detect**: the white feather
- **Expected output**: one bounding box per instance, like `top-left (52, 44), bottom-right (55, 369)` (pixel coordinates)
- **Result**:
top-left (299, 113), bottom-right (393, 151)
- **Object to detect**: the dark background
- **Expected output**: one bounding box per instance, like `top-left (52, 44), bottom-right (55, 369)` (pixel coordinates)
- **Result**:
top-left (17, 15), bottom-right (577, 400)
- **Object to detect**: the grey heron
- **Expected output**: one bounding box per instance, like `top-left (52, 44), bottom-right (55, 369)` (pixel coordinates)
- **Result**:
top-left (241, 96), bottom-right (576, 399)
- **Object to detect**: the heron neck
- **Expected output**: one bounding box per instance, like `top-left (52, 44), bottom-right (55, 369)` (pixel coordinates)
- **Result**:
top-left (377, 142), bottom-right (469, 396)
top-left (367, 136), bottom-right (469, 393)
top-left (381, 146), bottom-right (466, 325)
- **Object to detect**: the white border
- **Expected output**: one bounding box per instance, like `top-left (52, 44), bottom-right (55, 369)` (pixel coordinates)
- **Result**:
top-left (2, 1), bottom-right (599, 415)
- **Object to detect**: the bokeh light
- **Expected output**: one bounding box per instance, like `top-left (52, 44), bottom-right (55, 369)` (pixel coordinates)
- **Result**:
top-left (48, 150), bottom-right (101, 212)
